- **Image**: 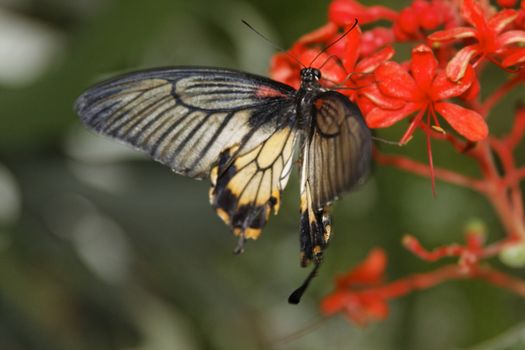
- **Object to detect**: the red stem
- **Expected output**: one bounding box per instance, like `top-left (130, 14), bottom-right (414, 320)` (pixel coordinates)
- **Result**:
top-left (477, 141), bottom-right (525, 240)
top-left (375, 151), bottom-right (486, 192)
top-left (490, 138), bottom-right (525, 230)
top-left (355, 265), bottom-right (525, 301)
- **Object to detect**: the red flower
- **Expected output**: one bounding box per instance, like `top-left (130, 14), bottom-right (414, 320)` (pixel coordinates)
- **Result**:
top-left (392, 0), bottom-right (457, 41)
top-left (329, 0), bottom-right (397, 26)
top-left (321, 248), bottom-right (389, 326)
top-left (367, 45), bottom-right (487, 144)
top-left (501, 47), bottom-right (525, 67)
top-left (366, 44), bottom-right (487, 192)
top-left (429, 0), bottom-right (524, 81)
top-left (360, 27), bottom-right (396, 57)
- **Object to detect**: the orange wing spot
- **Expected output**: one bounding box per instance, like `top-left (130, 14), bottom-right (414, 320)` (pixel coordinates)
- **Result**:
top-left (255, 86), bottom-right (285, 98)
top-left (314, 99), bottom-right (325, 109)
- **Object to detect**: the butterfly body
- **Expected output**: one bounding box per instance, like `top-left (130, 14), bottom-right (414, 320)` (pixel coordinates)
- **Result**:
top-left (75, 65), bottom-right (371, 271)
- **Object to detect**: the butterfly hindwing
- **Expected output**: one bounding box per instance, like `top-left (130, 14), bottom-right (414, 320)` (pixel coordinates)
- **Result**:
top-left (299, 91), bottom-right (372, 266)
top-left (210, 124), bottom-right (298, 246)
top-left (75, 67), bottom-right (296, 179)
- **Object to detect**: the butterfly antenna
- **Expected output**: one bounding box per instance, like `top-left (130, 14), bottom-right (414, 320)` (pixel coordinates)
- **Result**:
top-left (288, 261), bottom-right (322, 304)
top-left (318, 54), bottom-right (345, 71)
top-left (241, 20), bottom-right (306, 69)
top-left (309, 18), bottom-right (359, 68)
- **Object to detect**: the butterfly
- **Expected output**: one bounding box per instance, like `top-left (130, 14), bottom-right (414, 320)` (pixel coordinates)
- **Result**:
top-left (75, 28), bottom-right (372, 303)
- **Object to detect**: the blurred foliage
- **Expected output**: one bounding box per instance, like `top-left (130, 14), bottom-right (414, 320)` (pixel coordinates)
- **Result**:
top-left (0, 0), bottom-right (524, 349)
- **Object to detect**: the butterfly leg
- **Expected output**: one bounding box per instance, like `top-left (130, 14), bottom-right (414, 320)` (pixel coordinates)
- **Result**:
top-left (234, 233), bottom-right (246, 254)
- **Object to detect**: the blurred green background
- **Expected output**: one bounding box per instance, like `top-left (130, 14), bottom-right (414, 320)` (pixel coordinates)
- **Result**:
top-left (0, 0), bottom-right (524, 349)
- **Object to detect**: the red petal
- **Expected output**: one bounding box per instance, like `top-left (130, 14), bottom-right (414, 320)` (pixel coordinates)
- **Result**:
top-left (376, 62), bottom-right (420, 100)
top-left (360, 83), bottom-right (405, 110)
top-left (355, 95), bottom-right (376, 115)
top-left (446, 45), bottom-right (480, 81)
top-left (488, 9), bottom-right (519, 33)
top-left (392, 22), bottom-right (411, 42)
top-left (355, 46), bottom-right (395, 73)
top-left (269, 52), bottom-right (301, 88)
top-left (337, 248), bottom-right (387, 286)
top-left (501, 47), bottom-right (525, 67)
top-left (360, 27), bottom-right (396, 56)
top-left (329, 0), bottom-right (366, 25)
top-left (411, 44), bottom-right (438, 93)
top-left (431, 65), bottom-right (475, 100)
top-left (296, 22), bottom-right (338, 47)
top-left (397, 7), bottom-right (420, 36)
top-left (428, 27), bottom-right (478, 41)
top-left (434, 102), bottom-right (488, 141)
top-left (420, 1), bottom-right (449, 30)
top-left (346, 295), bottom-right (389, 326)
top-left (329, 0), bottom-right (397, 26)
top-left (366, 103), bottom-right (420, 128)
top-left (497, 0), bottom-right (518, 7)
top-left (497, 30), bottom-right (525, 46)
top-left (343, 25), bottom-right (362, 72)
top-left (321, 291), bottom-right (354, 315)
top-left (360, 297), bottom-right (389, 322)
top-left (462, 0), bottom-right (488, 30)
top-left (460, 72), bottom-right (481, 101)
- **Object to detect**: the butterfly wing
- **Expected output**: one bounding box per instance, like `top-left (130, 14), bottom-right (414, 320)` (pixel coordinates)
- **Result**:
top-left (75, 67), bottom-right (296, 179)
top-left (299, 91), bottom-right (372, 266)
top-left (75, 67), bottom-right (299, 244)
top-left (210, 124), bottom-right (298, 248)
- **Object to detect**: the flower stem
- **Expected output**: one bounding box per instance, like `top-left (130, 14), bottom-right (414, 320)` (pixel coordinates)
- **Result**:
top-left (375, 151), bottom-right (486, 192)
top-left (355, 265), bottom-right (525, 301)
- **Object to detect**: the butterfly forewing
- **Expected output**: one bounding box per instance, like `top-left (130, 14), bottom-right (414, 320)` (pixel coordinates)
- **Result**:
top-left (75, 67), bottom-right (296, 179)
top-left (299, 91), bottom-right (372, 266)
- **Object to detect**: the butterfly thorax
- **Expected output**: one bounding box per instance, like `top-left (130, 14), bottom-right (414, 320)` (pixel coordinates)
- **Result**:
top-left (296, 68), bottom-right (324, 132)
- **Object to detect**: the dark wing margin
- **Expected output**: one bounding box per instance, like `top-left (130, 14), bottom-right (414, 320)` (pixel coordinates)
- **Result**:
top-left (299, 91), bottom-right (372, 266)
top-left (74, 67), bottom-right (296, 179)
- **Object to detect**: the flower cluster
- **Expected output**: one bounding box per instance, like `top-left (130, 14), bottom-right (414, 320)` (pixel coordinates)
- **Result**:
top-left (270, 0), bottom-right (525, 328)
top-left (271, 0), bottom-right (524, 177)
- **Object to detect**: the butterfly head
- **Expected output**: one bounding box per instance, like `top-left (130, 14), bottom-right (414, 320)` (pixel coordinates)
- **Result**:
top-left (300, 68), bottom-right (321, 86)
